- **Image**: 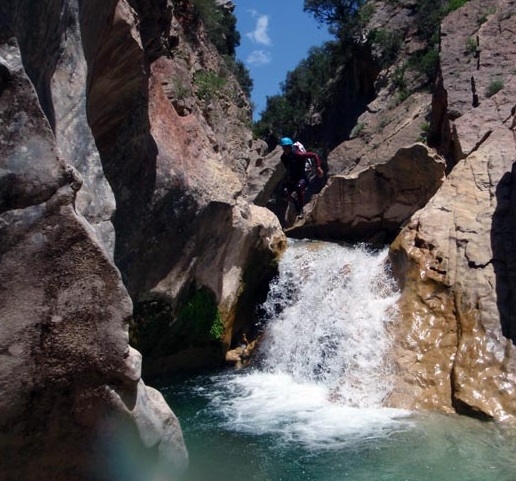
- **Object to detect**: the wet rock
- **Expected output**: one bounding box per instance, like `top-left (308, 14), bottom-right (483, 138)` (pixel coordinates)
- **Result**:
top-left (388, 127), bottom-right (516, 420)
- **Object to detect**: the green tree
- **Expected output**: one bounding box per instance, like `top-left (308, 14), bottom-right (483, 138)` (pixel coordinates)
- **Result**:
top-left (256, 0), bottom-right (470, 145)
top-left (192, 0), bottom-right (240, 56)
top-left (303, 0), bottom-right (366, 36)
top-left (254, 42), bottom-right (342, 140)
top-left (224, 56), bottom-right (253, 98)
top-left (254, 95), bottom-right (297, 142)
top-left (192, 0), bottom-right (253, 98)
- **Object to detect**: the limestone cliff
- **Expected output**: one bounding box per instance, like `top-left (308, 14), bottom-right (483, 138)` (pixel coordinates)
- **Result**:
top-left (247, 0), bottom-right (516, 420)
top-left (311, 0), bottom-right (516, 420)
top-left (0, 0), bottom-right (285, 479)
top-left (386, 0), bottom-right (516, 420)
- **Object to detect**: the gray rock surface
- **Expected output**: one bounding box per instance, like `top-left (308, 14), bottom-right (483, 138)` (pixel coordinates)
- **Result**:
top-left (3, 0), bottom-right (116, 255)
top-left (0, 13), bottom-right (186, 481)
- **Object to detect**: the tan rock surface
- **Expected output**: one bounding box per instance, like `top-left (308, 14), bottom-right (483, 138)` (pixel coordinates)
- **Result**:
top-left (388, 125), bottom-right (516, 419)
top-left (288, 143), bottom-right (445, 243)
top-left (383, 0), bottom-right (516, 420)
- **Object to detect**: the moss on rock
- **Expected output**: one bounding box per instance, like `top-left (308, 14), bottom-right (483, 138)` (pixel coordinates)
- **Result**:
top-left (131, 286), bottom-right (225, 360)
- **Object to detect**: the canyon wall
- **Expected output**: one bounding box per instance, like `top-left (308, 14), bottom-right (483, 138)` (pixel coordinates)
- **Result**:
top-left (0, 0), bottom-right (284, 478)
top-left (2, 3), bottom-right (516, 481)
top-left (247, 0), bottom-right (516, 420)
top-left (387, 0), bottom-right (516, 419)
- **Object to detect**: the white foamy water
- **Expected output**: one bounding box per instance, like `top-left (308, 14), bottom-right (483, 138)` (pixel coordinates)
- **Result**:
top-left (260, 239), bottom-right (400, 405)
top-left (209, 240), bottom-right (412, 448)
top-left (210, 371), bottom-right (410, 449)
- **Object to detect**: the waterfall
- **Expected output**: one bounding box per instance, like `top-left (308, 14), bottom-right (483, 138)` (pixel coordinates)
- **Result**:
top-left (209, 239), bottom-right (410, 448)
top-left (165, 242), bottom-right (516, 480)
top-left (258, 239), bottom-right (399, 407)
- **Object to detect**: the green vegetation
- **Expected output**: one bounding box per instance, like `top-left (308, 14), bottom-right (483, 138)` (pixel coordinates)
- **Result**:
top-left (350, 121), bottom-right (365, 137)
top-left (358, 2), bottom-right (375, 26)
top-left (485, 78), bottom-right (504, 98)
top-left (368, 28), bottom-right (402, 67)
top-left (191, 0), bottom-right (253, 98)
top-left (377, 115), bottom-right (389, 131)
top-left (253, 0), bottom-right (473, 144)
top-left (192, 0), bottom-right (239, 56)
top-left (465, 36), bottom-right (477, 55)
top-left (131, 286), bottom-right (224, 358)
top-left (477, 6), bottom-right (496, 25)
top-left (418, 120), bottom-right (431, 143)
top-left (392, 66), bottom-right (406, 89)
top-left (253, 41), bottom-right (345, 141)
top-left (172, 76), bottom-right (191, 101)
top-left (303, 0), bottom-right (367, 38)
top-left (194, 71), bottom-right (226, 102)
top-left (408, 47), bottom-right (440, 82)
top-left (177, 287), bottom-right (224, 341)
top-left (444, 0), bottom-right (470, 13)
top-left (223, 55), bottom-right (253, 98)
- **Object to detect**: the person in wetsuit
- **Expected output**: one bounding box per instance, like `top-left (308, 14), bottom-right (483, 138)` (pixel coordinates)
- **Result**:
top-left (279, 137), bottom-right (323, 216)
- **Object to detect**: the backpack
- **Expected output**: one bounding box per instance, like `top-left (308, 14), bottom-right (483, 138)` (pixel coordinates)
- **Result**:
top-left (293, 141), bottom-right (306, 153)
top-left (293, 141), bottom-right (317, 180)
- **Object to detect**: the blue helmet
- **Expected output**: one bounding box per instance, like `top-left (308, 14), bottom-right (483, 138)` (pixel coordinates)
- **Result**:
top-left (280, 137), bottom-right (293, 146)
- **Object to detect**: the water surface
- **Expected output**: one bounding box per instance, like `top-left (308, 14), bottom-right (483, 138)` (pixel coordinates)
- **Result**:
top-left (164, 372), bottom-right (516, 481)
top-left (163, 240), bottom-right (516, 481)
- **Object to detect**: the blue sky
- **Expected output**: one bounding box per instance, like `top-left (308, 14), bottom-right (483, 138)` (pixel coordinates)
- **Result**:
top-left (233, 0), bottom-right (334, 120)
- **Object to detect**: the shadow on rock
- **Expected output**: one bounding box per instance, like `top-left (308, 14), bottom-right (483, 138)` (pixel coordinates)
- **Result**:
top-left (491, 166), bottom-right (516, 344)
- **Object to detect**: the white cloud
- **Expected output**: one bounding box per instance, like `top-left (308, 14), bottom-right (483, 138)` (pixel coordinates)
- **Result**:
top-left (247, 49), bottom-right (272, 66)
top-left (246, 13), bottom-right (271, 46)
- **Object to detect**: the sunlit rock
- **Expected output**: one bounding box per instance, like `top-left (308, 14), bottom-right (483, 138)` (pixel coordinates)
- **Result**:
top-left (288, 143), bottom-right (445, 243)
top-left (388, 128), bottom-right (516, 420)
top-left (385, 0), bottom-right (516, 421)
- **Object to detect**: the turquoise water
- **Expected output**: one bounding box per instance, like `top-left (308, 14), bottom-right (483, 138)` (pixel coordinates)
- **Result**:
top-left (162, 372), bottom-right (516, 481)
top-left (162, 241), bottom-right (516, 481)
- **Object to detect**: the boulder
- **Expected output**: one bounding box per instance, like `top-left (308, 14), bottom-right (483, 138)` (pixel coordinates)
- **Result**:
top-left (287, 143), bottom-right (445, 244)
top-left (136, 200), bottom-right (286, 377)
top-left (243, 145), bottom-right (284, 207)
top-left (440, 0), bottom-right (506, 120)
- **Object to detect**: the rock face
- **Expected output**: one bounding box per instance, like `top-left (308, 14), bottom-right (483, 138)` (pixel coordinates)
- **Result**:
top-left (3, 0), bottom-right (117, 255)
top-left (287, 143), bottom-right (445, 243)
top-left (0, 30), bottom-right (187, 480)
top-left (386, 0), bottom-right (516, 419)
top-left (0, 0), bottom-right (285, 478)
top-left (388, 126), bottom-right (516, 419)
top-left (78, 0), bottom-right (286, 375)
top-left (248, 0), bottom-right (516, 421)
